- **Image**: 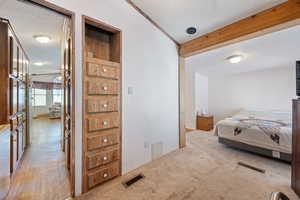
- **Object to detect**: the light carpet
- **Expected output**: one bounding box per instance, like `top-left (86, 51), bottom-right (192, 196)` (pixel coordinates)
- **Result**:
top-left (78, 130), bottom-right (299, 200)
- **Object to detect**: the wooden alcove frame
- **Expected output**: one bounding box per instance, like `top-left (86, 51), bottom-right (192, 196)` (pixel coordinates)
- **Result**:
top-left (23, 0), bottom-right (76, 197)
top-left (81, 15), bottom-right (123, 193)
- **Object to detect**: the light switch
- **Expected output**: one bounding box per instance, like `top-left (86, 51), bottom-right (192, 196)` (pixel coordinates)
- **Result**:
top-left (128, 87), bottom-right (134, 95)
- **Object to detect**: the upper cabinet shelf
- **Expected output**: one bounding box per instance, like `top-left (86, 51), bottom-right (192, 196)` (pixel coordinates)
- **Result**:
top-left (85, 23), bottom-right (121, 63)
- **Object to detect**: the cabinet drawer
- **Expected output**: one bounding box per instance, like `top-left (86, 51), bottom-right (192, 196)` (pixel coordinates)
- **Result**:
top-left (87, 129), bottom-right (120, 151)
top-left (88, 113), bottom-right (120, 132)
top-left (87, 63), bottom-right (120, 80)
top-left (200, 120), bottom-right (213, 126)
top-left (87, 148), bottom-right (119, 170)
top-left (87, 96), bottom-right (119, 113)
top-left (87, 79), bottom-right (119, 95)
top-left (88, 161), bottom-right (119, 189)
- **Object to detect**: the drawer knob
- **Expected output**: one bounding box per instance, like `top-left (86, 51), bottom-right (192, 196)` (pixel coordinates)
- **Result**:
top-left (102, 68), bottom-right (108, 72)
top-left (103, 173), bottom-right (108, 178)
top-left (103, 156), bottom-right (108, 161)
top-left (103, 138), bottom-right (108, 143)
top-left (102, 104), bottom-right (108, 108)
top-left (103, 121), bottom-right (108, 126)
top-left (102, 86), bottom-right (108, 91)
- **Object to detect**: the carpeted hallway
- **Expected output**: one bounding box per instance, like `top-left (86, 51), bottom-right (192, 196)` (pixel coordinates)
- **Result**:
top-left (78, 130), bottom-right (299, 200)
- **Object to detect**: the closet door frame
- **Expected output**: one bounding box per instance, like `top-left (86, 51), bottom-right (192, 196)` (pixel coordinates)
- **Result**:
top-left (26, 0), bottom-right (76, 197)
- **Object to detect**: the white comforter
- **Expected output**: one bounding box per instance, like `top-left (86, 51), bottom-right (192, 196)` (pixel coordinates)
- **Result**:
top-left (215, 110), bottom-right (292, 154)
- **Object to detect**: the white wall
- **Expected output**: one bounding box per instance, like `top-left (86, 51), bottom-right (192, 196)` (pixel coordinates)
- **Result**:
top-left (185, 66), bottom-right (196, 129)
top-left (46, 0), bottom-right (179, 196)
top-left (185, 72), bottom-right (209, 129)
top-left (208, 66), bottom-right (296, 122)
top-left (195, 73), bottom-right (208, 116)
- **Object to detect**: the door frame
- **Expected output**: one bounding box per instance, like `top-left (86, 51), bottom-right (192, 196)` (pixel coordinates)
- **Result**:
top-left (26, 0), bottom-right (76, 197)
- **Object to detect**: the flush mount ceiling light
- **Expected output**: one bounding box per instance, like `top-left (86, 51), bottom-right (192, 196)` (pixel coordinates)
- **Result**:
top-left (34, 35), bottom-right (51, 43)
top-left (34, 62), bottom-right (45, 66)
top-left (226, 55), bottom-right (244, 64)
top-left (186, 27), bottom-right (197, 35)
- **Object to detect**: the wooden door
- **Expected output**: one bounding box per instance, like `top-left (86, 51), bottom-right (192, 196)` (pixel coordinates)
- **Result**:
top-left (63, 39), bottom-right (72, 170)
top-left (292, 99), bottom-right (300, 197)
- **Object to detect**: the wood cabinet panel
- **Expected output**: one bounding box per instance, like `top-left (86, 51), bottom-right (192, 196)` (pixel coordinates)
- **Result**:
top-left (86, 57), bottom-right (120, 68)
top-left (196, 115), bottom-right (214, 131)
top-left (18, 53), bottom-right (23, 80)
top-left (22, 122), bottom-right (26, 151)
top-left (11, 79), bottom-right (18, 115)
top-left (87, 96), bottom-right (119, 113)
top-left (11, 41), bottom-right (18, 77)
top-left (17, 124), bottom-right (24, 160)
top-left (0, 20), bottom-right (29, 196)
top-left (87, 161), bottom-right (119, 189)
top-left (87, 113), bottom-right (119, 132)
top-left (87, 63), bottom-right (120, 80)
top-left (18, 83), bottom-right (25, 112)
top-left (11, 130), bottom-right (18, 172)
top-left (87, 129), bottom-right (120, 151)
top-left (87, 148), bottom-right (119, 170)
top-left (87, 79), bottom-right (119, 95)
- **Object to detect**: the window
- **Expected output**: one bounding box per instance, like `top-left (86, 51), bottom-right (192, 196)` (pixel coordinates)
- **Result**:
top-left (53, 89), bottom-right (62, 104)
top-left (33, 88), bottom-right (47, 106)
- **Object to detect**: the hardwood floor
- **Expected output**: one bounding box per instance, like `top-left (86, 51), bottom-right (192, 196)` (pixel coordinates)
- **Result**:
top-left (6, 118), bottom-right (71, 200)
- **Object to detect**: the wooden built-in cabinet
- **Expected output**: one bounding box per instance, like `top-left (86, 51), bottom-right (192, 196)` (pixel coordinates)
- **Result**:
top-left (82, 16), bottom-right (122, 193)
top-left (0, 18), bottom-right (29, 199)
top-left (292, 99), bottom-right (300, 197)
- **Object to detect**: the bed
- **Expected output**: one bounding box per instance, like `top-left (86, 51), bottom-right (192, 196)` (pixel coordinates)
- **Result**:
top-left (215, 110), bottom-right (292, 162)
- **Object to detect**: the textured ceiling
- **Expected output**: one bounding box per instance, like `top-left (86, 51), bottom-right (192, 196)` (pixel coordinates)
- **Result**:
top-left (186, 25), bottom-right (300, 76)
top-left (131, 0), bottom-right (286, 43)
top-left (0, 0), bottom-right (66, 74)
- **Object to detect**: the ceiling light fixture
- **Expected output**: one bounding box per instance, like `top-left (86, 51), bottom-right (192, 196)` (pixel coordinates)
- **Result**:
top-left (226, 55), bottom-right (243, 64)
top-left (186, 27), bottom-right (197, 35)
top-left (34, 62), bottom-right (44, 66)
top-left (34, 35), bottom-right (51, 43)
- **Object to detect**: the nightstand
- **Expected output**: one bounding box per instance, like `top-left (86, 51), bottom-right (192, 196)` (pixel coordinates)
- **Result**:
top-left (196, 115), bottom-right (214, 131)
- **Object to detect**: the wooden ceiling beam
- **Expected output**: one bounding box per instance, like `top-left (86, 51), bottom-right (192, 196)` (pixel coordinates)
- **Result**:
top-left (180, 0), bottom-right (300, 57)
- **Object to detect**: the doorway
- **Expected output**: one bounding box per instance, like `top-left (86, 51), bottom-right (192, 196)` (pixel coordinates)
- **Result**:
top-left (0, 0), bottom-right (75, 199)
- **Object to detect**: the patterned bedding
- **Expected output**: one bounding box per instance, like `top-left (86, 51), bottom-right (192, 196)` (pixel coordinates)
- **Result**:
top-left (215, 110), bottom-right (292, 154)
